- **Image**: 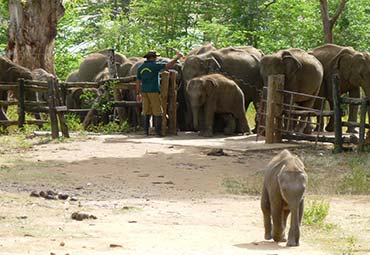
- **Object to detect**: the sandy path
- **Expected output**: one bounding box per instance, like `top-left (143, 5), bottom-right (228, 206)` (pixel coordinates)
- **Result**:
top-left (0, 135), bottom-right (369, 255)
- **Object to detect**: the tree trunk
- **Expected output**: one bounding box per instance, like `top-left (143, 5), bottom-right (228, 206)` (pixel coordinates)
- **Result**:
top-left (6, 0), bottom-right (65, 74)
top-left (319, 0), bottom-right (347, 44)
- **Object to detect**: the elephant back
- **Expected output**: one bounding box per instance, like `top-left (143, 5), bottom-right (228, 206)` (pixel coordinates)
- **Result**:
top-left (78, 53), bottom-right (109, 82)
top-left (210, 47), bottom-right (263, 90)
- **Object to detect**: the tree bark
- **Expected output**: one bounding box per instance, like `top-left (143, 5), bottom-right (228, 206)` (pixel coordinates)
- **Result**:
top-left (319, 0), bottom-right (347, 44)
top-left (6, 0), bottom-right (65, 74)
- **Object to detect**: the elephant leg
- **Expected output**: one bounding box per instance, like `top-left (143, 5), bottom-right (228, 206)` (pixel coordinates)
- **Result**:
top-left (295, 99), bottom-right (315, 134)
top-left (203, 102), bottom-right (216, 137)
top-left (287, 208), bottom-right (300, 247)
top-left (271, 201), bottom-right (284, 242)
top-left (298, 199), bottom-right (304, 225)
top-left (261, 187), bottom-right (272, 240)
top-left (223, 114), bottom-right (236, 135)
top-left (347, 88), bottom-right (360, 133)
top-left (198, 106), bottom-right (206, 136)
top-left (313, 98), bottom-right (325, 132)
top-left (281, 209), bottom-right (290, 242)
top-left (325, 100), bottom-right (335, 132)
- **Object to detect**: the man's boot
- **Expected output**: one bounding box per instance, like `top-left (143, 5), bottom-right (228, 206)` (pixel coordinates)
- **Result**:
top-left (154, 115), bottom-right (162, 137)
top-left (143, 115), bottom-right (151, 136)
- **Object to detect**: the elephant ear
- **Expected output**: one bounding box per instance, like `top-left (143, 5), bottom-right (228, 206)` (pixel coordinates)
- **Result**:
top-left (352, 53), bottom-right (366, 79)
top-left (282, 51), bottom-right (302, 77)
top-left (331, 48), bottom-right (354, 80)
top-left (204, 57), bottom-right (221, 73)
top-left (204, 78), bottom-right (217, 96)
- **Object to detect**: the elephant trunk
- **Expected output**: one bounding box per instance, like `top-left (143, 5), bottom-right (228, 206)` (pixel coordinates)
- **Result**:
top-left (287, 206), bottom-right (300, 247)
top-left (192, 105), bottom-right (200, 131)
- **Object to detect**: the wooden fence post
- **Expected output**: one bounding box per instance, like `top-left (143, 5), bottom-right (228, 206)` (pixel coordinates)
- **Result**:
top-left (168, 71), bottom-right (177, 135)
top-left (54, 79), bottom-right (70, 138)
top-left (160, 71), bottom-right (170, 136)
top-left (358, 98), bottom-right (367, 152)
top-left (48, 78), bottom-right (59, 139)
top-left (332, 74), bottom-right (343, 153)
top-left (17, 79), bottom-right (25, 128)
top-left (265, 75), bottom-right (284, 143)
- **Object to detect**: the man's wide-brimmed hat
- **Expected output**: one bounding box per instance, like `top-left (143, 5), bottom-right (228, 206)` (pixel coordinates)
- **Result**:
top-left (143, 50), bottom-right (160, 58)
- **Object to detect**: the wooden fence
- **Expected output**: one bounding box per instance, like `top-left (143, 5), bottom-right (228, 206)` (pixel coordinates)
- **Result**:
top-left (257, 74), bottom-right (370, 152)
top-left (0, 78), bottom-right (69, 139)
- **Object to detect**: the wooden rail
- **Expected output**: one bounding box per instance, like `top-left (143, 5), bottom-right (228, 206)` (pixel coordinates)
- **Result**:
top-left (0, 78), bottom-right (69, 139)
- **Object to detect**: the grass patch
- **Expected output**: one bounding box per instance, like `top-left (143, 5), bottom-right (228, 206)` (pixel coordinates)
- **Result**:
top-left (303, 199), bottom-right (330, 227)
top-left (337, 157), bottom-right (370, 195)
top-left (222, 177), bottom-right (262, 195)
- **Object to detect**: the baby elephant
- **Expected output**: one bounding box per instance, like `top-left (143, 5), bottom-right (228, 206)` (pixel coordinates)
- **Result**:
top-left (186, 73), bottom-right (250, 137)
top-left (261, 149), bottom-right (307, 247)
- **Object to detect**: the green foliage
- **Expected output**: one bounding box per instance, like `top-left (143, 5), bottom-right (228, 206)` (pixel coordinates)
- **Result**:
top-left (0, 0), bottom-right (8, 54)
top-left (303, 199), bottom-right (330, 226)
top-left (80, 89), bottom-right (96, 108)
top-left (93, 81), bottom-right (116, 114)
top-left (337, 157), bottom-right (370, 195)
top-left (64, 113), bottom-right (84, 132)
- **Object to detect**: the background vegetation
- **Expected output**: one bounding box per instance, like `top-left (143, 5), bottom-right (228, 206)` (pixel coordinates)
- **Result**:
top-left (0, 0), bottom-right (369, 80)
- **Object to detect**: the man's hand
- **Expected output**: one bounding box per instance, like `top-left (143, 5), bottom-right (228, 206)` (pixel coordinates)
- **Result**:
top-left (136, 93), bottom-right (142, 102)
top-left (175, 50), bottom-right (185, 60)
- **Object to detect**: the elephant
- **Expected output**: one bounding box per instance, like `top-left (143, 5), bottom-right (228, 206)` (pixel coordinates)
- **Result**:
top-left (311, 44), bottom-right (370, 132)
top-left (186, 73), bottom-right (249, 137)
top-left (176, 44), bottom-right (217, 131)
top-left (66, 70), bottom-right (80, 82)
top-left (188, 43), bottom-right (216, 56)
top-left (261, 149), bottom-right (307, 247)
top-left (66, 50), bottom-right (128, 83)
top-left (260, 48), bottom-right (323, 133)
top-left (0, 56), bottom-right (33, 120)
top-left (182, 46), bottom-right (264, 132)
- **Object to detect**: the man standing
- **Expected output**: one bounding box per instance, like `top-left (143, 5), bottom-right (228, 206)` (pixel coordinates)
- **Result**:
top-left (136, 50), bottom-right (184, 136)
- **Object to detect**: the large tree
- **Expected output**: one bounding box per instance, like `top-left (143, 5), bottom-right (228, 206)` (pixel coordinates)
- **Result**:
top-left (6, 0), bottom-right (65, 73)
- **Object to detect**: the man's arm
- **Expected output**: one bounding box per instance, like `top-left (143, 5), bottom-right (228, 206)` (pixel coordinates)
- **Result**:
top-left (165, 51), bottom-right (185, 69)
top-left (136, 79), bottom-right (142, 95)
top-left (136, 79), bottom-right (142, 102)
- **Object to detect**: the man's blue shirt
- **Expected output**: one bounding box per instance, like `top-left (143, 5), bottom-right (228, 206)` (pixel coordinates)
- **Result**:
top-left (137, 61), bottom-right (166, 93)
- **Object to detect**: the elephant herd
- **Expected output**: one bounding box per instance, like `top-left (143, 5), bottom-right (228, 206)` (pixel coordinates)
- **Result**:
top-left (180, 43), bottom-right (370, 136)
top-left (1, 43), bottom-right (369, 135)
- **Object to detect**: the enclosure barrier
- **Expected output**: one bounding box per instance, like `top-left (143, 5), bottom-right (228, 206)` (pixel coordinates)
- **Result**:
top-left (0, 78), bottom-right (69, 139)
top-left (257, 74), bottom-right (370, 152)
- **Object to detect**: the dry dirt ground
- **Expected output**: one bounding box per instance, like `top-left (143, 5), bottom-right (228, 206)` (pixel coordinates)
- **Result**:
top-left (0, 133), bottom-right (369, 255)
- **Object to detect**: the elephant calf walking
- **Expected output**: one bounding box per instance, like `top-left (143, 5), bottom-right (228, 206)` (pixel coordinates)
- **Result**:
top-left (261, 149), bottom-right (307, 247)
top-left (186, 74), bottom-right (250, 137)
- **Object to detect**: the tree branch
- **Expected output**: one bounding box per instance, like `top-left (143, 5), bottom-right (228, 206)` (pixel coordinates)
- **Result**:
top-left (260, 0), bottom-right (277, 12)
top-left (319, 0), bottom-right (330, 25)
top-left (330, 0), bottom-right (347, 26)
